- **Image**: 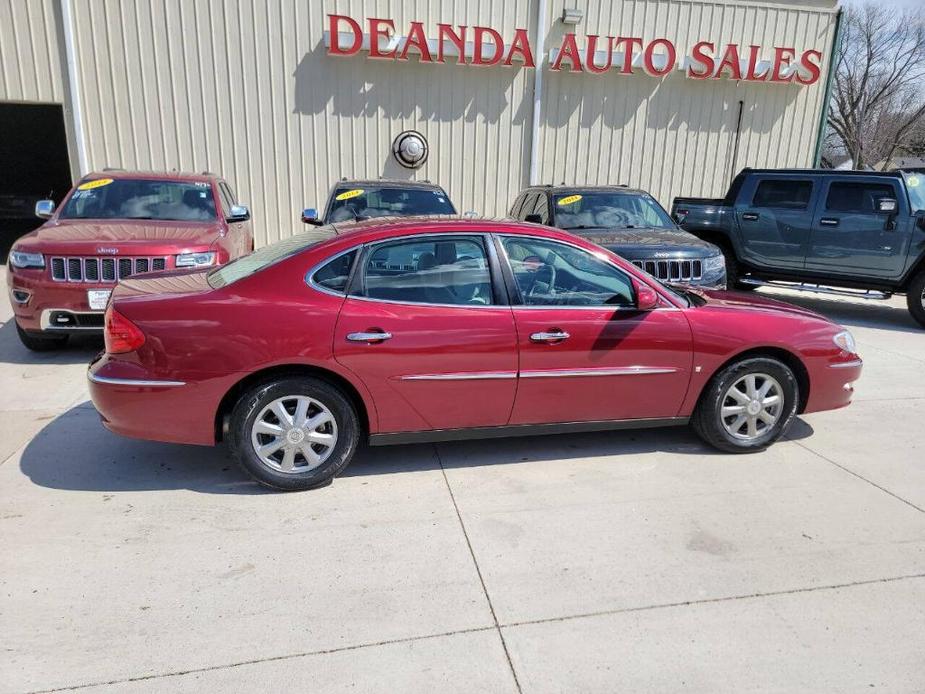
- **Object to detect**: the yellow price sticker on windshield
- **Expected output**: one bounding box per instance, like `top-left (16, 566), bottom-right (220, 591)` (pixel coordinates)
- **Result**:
top-left (557, 194), bottom-right (582, 206)
top-left (909, 176), bottom-right (921, 187)
top-left (335, 189), bottom-right (364, 201)
top-left (77, 178), bottom-right (114, 191)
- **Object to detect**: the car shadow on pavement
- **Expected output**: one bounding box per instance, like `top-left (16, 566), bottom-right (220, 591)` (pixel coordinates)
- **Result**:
top-left (0, 319), bottom-right (103, 366)
top-left (19, 403), bottom-right (815, 493)
top-left (754, 289), bottom-right (921, 334)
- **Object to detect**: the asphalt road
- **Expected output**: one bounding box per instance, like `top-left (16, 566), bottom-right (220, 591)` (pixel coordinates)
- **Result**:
top-left (1, 267), bottom-right (923, 693)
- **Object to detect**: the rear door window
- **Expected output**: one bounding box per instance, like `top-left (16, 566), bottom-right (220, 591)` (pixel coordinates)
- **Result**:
top-left (825, 181), bottom-right (899, 213)
top-left (356, 236), bottom-right (493, 306)
top-left (752, 180), bottom-right (813, 209)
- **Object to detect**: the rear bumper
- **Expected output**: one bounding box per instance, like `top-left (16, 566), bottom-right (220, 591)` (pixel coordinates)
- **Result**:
top-left (8, 270), bottom-right (108, 333)
top-left (803, 358), bottom-right (863, 414)
top-left (87, 355), bottom-right (231, 446)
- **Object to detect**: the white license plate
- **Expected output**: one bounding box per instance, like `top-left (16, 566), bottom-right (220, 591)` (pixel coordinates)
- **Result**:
top-left (87, 289), bottom-right (112, 311)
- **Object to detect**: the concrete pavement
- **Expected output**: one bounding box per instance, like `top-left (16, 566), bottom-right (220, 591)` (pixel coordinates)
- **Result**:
top-left (1, 268), bottom-right (923, 693)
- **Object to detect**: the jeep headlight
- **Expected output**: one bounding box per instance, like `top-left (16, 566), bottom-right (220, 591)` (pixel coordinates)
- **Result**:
top-left (175, 251), bottom-right (216, 268)
top-left (9, 250), bottom-right (45, 269)
top-left (833, 330), bottom-right (857, 354)
top-left (703, 254), bottom-right (726, 273)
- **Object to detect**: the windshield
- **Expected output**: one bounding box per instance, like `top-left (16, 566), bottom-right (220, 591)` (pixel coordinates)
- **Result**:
top-left (327, 186), bottom-right (455, 222)
top-left (60, 178), bottom-right (217, 221)
top-left (903, 172), bottom-right (925, 212)
top-left (552, 192), bottom-right (675, 230)
top-left (208, 228), bottom-right (337, 288)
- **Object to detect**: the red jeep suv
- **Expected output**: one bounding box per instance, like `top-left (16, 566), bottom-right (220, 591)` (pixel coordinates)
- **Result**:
top-left (6, 171), bottom-right (254, 350)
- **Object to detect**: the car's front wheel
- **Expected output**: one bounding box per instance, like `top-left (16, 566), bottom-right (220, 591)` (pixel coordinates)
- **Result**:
top-left (692, 357), bottom-right (799, 453)
top-left (229, 376), bottom-right (360, 491)
top-left (16, 323), bottom-right (68, 351)
top-left (906, 268), bottom-right (925, 329)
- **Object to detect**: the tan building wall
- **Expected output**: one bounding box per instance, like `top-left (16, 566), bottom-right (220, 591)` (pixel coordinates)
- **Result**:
top-left (1, 0), bottom-right (839, 246)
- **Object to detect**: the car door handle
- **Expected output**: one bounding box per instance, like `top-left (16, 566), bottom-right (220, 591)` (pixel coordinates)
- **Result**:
top-left (741, 212), bottom-right (759, 221)
top-left (820, 218), bottom-right (839, 227)
top-left (530, 330), bottom-right (570, 343)
top-left (346, 331), bottom-right (392, 343)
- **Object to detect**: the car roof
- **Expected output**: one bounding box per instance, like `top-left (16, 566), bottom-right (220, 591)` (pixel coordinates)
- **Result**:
top-left (524, 184), bottom-right (649, 195)
top-left (79, 170), bottom-right (219, 183)
top-left (737, 167), bottom-right (905, 178)
top-left (332, 179), bottom-right (447, 190)
top-left (326, 215), bottom-right (559, 240)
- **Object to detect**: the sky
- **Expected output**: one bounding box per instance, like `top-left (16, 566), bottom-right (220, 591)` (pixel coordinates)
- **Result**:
top-left (839, 0), bottom-right (923, 8)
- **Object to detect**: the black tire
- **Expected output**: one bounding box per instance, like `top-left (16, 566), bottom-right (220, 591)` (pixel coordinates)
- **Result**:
top-left (229, 376), bottom-right (360, 491)
top-left (906, 269), bottom-right (925, 329)
top-left (692, 357), bottom-right (799, 453)
top-left (15, 323), bottom-right (68, 351)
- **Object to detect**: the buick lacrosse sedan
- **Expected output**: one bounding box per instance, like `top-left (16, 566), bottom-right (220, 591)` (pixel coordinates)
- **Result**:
top-left (88, 218), bottom-right (862, 491)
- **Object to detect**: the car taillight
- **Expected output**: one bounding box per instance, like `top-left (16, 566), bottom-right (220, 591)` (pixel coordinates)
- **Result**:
top-left (104, 307), bottom-right (145, 354)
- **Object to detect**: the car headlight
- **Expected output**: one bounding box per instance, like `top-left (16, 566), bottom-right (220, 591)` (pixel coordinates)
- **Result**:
top-left (703, 254), bottom-right (726, 273)
top-left (9, 250), bottom-right (45, 269)
top-left (175, 251), bottom-right (216, 268)
top-left (833, 330), bottom-right (857, 354)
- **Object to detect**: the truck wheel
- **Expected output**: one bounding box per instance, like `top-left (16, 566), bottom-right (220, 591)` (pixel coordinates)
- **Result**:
top-left (907, 269), bottom-right (925, 329)
top-left (229, 376), bottom-right (360, 491)
top-left (692, 357), bottom-right (799, 453)
top-left (15, 323), bottom-right (68, 351)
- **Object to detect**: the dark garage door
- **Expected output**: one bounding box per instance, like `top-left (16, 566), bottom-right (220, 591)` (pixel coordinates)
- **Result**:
top-left (0, 102), bottom-right (72, 256)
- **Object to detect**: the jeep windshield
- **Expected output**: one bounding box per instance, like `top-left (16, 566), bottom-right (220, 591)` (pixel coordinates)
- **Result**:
top-left (59, 179), bottom-right (217, 221)
top-left (327, 185), bottom-right (455, 223)
top-left (553, 192), bottom-right (675, 230)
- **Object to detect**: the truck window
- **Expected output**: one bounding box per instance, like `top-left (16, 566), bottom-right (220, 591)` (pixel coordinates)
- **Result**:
top-left (752, 180), bottom-right (813, 209)
top-left (825, 182), bottom-right (897, 213)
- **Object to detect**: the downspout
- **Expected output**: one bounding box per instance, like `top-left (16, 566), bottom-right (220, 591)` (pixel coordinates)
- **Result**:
top-left (528, 0), bottom-right (547, 185)
top-left (728, 99), bottom-right (745, 186)
top-left (60, 0), bottom-right (88, 175)
top-left (812, 8), bottom-right (843, 168)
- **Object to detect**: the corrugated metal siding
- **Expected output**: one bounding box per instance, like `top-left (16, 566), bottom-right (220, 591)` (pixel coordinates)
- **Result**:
top-left (0, 0), bottom-right (65, 103)
top-left (56, 0), bottom-right (836, 245)
top-left (538, 0), bottom-right (837, 206)
top-left (68, 0), bottom-right (536, 246)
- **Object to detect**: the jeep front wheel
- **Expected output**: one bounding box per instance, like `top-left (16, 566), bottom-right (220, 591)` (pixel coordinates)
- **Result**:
top-left (907, 269), bottom-right (925, 329)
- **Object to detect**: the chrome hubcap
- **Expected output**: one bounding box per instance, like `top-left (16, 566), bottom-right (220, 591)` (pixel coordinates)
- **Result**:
top-left (720, 373), bottom-right (783, 441)
top-left (250, 395), bottom-right (338, 474)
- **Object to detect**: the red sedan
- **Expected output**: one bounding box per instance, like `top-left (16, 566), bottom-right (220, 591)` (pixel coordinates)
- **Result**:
top-left (88, 218), bottom-right (862, 491)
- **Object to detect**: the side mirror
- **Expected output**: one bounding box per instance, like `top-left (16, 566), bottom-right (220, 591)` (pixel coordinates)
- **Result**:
top-left (878, 198), bottom-right (898, 213)
top-left (35, 200), bottom-right (55, 219)
top-left (524, 214), bottom-right (542, 224)
top-left (302, 207), bottom-right (322, 225)
top-left (634, 280), bottom-right (659, 311)
top-left (227, 204), bottom-right (250, 222)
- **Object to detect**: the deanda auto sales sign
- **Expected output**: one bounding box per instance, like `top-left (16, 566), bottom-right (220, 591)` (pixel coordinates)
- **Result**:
top-left (325, 14), bottom-right (823, 85)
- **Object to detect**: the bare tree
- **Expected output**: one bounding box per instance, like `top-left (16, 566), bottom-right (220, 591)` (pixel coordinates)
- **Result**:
top-left (827, 3), bottom-right (925, 170)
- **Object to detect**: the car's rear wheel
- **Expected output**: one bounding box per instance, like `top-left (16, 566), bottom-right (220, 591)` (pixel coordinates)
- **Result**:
top-left (15, 323), bottom-right (68, 351)
top-left (229, 377), bottom-right (360, 491)
top-left (692, 357), bottom-right (798, 453)
top-left (906, 269), bottom-right (925, 329)
top-left (723, 250), bottom-right (756, 291)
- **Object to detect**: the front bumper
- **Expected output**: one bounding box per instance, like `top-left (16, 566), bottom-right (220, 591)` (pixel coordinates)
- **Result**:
top-left (7, 268), bottom-right (108, 333)
top-left (803, 358), bottom-right (863, 414)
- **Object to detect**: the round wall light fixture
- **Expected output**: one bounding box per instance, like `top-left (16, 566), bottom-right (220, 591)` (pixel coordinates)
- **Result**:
top-left (392, 130), bottom-right (429, 169)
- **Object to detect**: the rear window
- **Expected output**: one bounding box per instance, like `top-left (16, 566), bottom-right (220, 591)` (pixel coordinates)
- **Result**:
top-left (327, 186), bottom-right (455, 222)
top-left (208, 228), bottom-right (337, 288)
top-left (751, 180), bottom-right (813, 209)
top-left (60, 178), bottom-right (217, 221)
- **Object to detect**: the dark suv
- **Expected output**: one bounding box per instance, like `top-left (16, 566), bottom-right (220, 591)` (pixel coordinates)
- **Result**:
top-left (302, 179), bottom-right (457, 225)
top-left (509, 185), bottom-right (726, 288)
top-left (672, 169), bottom-right (925, 327)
